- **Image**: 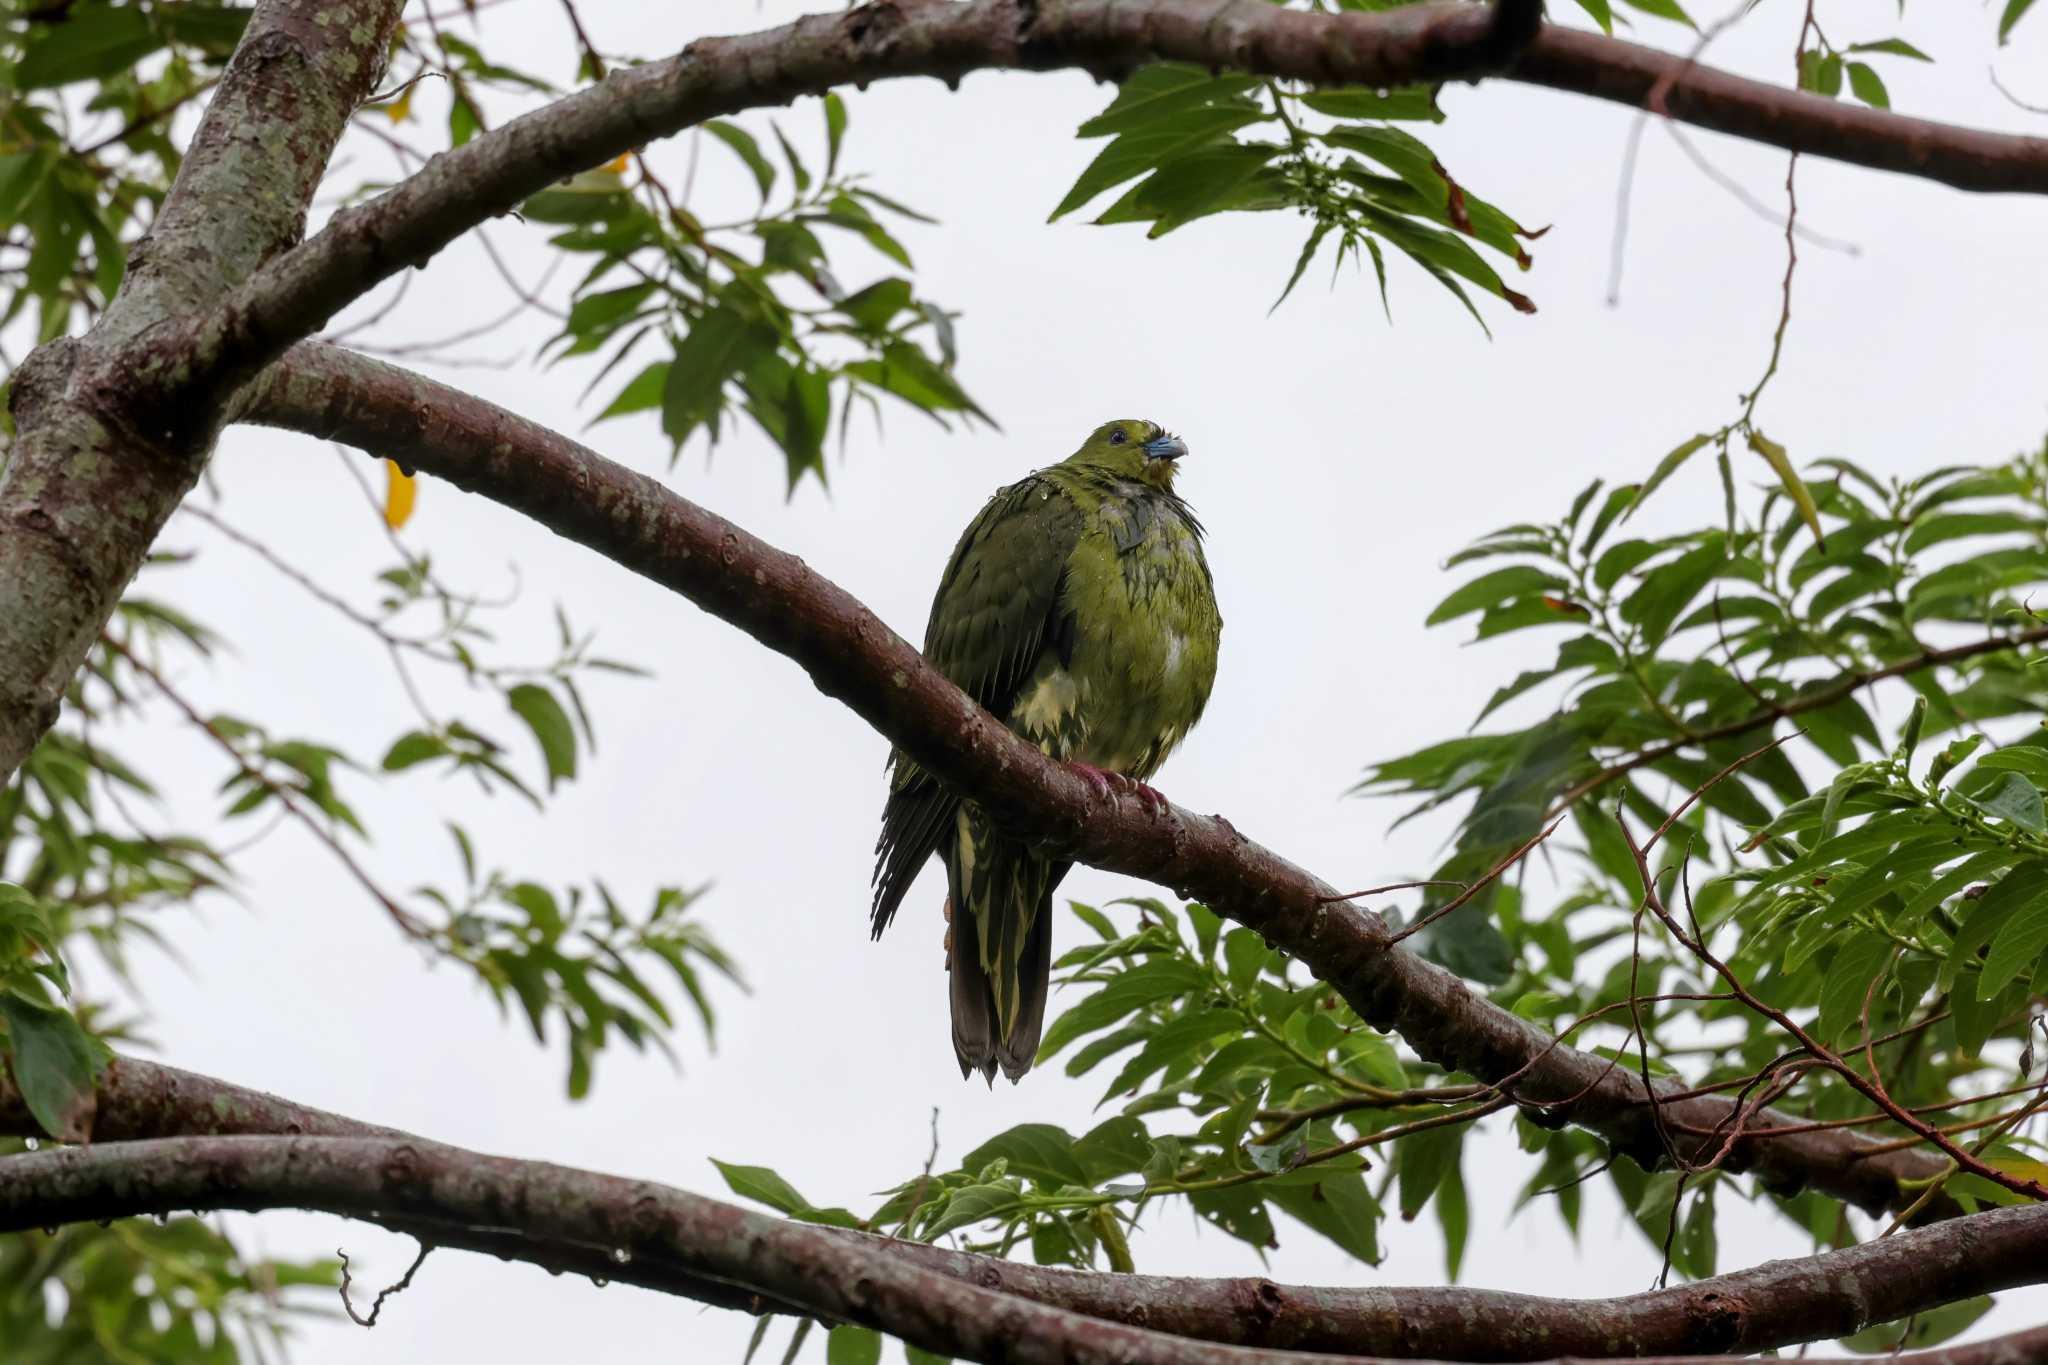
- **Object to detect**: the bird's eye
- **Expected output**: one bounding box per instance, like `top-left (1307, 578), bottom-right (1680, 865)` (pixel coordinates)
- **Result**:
top-left (1108, 429), bottom-right (1128, 445)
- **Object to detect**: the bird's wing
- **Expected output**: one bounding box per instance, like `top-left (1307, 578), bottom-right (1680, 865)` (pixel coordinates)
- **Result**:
top-left (870, 475), bottom-right (1084, 936)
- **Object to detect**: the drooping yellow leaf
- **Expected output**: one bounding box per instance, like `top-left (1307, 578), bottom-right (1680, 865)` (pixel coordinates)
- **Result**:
top-left (1746, 428), bottom-right (1824, 548)
top-left (384, 83), bottom-right (415, 125)
top-left (384, 460), bottom-right (417, 530)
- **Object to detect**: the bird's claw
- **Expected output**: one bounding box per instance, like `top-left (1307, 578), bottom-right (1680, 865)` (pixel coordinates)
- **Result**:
top-left (1068, 762), bottom-right (1170, 817)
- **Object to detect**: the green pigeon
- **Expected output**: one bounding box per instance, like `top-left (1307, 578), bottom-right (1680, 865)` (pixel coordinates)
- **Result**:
top-left (871, 419), bottom-right (1223, 1083)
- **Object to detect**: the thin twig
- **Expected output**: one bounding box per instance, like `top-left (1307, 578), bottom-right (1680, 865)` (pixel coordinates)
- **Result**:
top-left (1388, 817), bottom-right (1564, 944)
top-left (103, 633), bottom-right (432, 942)
top-left (338, 1241), bottom-right (431, 1327)
top-left (1543, 624), bottom-right (2048, 820)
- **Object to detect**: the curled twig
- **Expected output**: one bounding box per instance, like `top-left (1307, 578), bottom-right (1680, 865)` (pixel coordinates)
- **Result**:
top-left (338, 1240), bottom-right (431, 1327)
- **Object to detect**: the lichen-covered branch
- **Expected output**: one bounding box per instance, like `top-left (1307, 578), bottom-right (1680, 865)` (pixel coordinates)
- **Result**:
top-left (0, 0), bottom-right (405, 782)
top-left (243, 341), bottom-right (1955, 1221)
top-left (2, 1086), bottom-right (2047, 1364)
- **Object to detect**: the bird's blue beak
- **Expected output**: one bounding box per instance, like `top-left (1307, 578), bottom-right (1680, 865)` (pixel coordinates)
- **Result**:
top-left (1143, 433), bottom-right (1187, 462)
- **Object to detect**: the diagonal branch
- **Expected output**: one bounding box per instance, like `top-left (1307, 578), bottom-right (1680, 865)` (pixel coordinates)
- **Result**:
top-left (185, 0), bottom-right (2048, 405)
top-left (242, 340), bottom-right (1957, 1221)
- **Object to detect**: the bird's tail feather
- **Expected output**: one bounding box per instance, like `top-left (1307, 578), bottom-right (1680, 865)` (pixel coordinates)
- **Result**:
top-left (945, 825), bottom-right (1067, 1084)
top-left (947, 900), bottom-right (999, 1085)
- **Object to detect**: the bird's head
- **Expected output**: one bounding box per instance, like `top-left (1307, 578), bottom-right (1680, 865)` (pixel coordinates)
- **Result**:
top-left (1066, 419), bottom-right (1188, 490)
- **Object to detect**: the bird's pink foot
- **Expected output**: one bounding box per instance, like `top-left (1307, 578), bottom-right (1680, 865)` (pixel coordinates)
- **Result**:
top-left (1067, 762), bottom-right (1170, 816)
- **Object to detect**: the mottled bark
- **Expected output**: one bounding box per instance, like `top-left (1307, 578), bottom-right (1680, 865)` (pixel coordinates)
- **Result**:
top-left (0, 0), bottom-right (404, 782)
top-left (2, 1119), bottom-right (2046, 1365)
top-left (0, 1056), bottom-right (2033, 1361)
top-left (242, 342), bottom-right (1958, 1223)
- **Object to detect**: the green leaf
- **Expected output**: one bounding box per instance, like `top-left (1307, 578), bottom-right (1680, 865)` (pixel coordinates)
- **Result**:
top-left (826, 1327), bottom-right (882, 1365)
top-left (1618, 540), bottom-right (1724, 646)
top-left (1426, 566), bottom-right (1565, 626)
top-left (1038, 958), bottom-right (1205, 1059)
top-left (507, 684), bottom-right (577, 790)
top-left (1396, 1125), bottom-right (1464, 1220)
top-left (960, 1124), bottom-right (1090, 1188)
top-left (1675, 1182), bottom-right (1717, 1280)
top-left (1093, 144), bottom-right (1282, 237)
top-left (1896, 695), bottom-right (1928, 761)
top-left (773, 123), bottom-right (812, 195)
top-left (0, 989), bottom-right (107, 1141)
top-left (1580, 484), bottom-right (1638, 554)
top-left (1573, 0), bottom-right (1614, 32)
top-left (1799, 50), bottom-right (1844, 97)
top-left (0, 150), bottom-right (59, 229)
top-left (1245, 1124), bottom-right (1307, 1174)
top-left (156, 3), bottom-right (256, 56)
top-left (1300, 87), bottom-right (1444, 122)
top-left (1271, 220), bottom-right (1334, 313)
top-left (1902, 511), bottom-right (2042, 554)
top-left (1975, 746), bottom-right (2048, 787)
top-left (663, 308), bottom-right (778, 446)
top-left (520, 170), bottom-right (630, 224)
top-left (1593, 538), bottom-right (1667, 591)
top-left (845, 342), bottom-right (988, 424)
top-left (1051, 105), bottom-right (1267, 221)
top-left (1077, 66), bottom-right (1261, 138)
top-left (1621, 0), bottom-right (1694, 26)
top-left (710, 1159), bottom-right (813, 1215)
top-left (1266, 1170), bottom-right (1381, 1264)
top-left (596, 361), bottom-right (669, 423)
top-left (1844, 62), bottom-right (1889, 109)
top-left (1999, 0), bottom-right (2036, 44)
top-left (1982, 893), bottom-right (2048, 1001)
top-left (17, 6), bottom-right (164, 88)
top-left (706, 1160), bottom-right (858, 1228)
top-left (823, 93), bottom-right (848, 177)
top-left (840, 278), bottom-right (914, 332)
top-left (381, 730), bottom-right (449, 771)
top-left (1840, 1297), bottom-right (1992, 1353)
top-left (705, 121), bottom-right (776, 201)
top-left (1971, 772), bottom-right (2046, 833)
top-left (1221, 927), bottom-right (1272, 995)
top-left (1845, 38), bottom-right (1931, 60)
top-left (1072, 1116), bottom-right (1152, 1182)
top-left (1628, 433), bottom-right (1713, 520)
top-left (1187, 1185), bottom-right (1275, 1249)
top-left (923, 1184), bottom-right (1023, 1238)
top-left (1815, 932), bottom-right (1893, 1044)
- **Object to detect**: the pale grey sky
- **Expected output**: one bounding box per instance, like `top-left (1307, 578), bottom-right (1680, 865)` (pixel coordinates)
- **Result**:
top-left (78, 0), bottom-right (2048, 1360)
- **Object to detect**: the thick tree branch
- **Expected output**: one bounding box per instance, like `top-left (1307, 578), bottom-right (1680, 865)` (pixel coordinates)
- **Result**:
top-left (1515, 28), bottom-right (2048, 191)
top-left (242, 341), bottom-right (1955, 1222)
top-left (0, 0), bottom-right (405, 782)
top-left (11, 0), bottom-right (2046, 783)
top-left (0, 1056), bottom-right (809, 1320)
top-left (189, 0), bottom-right (2048, 404)
top-left (3, 1088), bottom-right (2048, 1364)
